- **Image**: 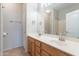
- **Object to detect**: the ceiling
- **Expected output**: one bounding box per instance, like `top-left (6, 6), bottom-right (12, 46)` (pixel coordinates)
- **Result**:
top-left (47, 3), bottom-right (79, 11)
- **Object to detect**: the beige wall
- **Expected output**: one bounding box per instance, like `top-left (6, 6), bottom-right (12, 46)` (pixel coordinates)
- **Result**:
top-left (44, 12), bottom-right (51, 34)
top-left (44, 9), bottom-right (59, 34)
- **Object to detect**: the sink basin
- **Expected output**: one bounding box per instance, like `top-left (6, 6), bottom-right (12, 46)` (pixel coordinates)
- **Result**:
top-left (38, 34), bottom-right (67, 46)
top-left (50, 39), bottom-right (67, 46)
top-left (40, 35), bottom-right (59, 41)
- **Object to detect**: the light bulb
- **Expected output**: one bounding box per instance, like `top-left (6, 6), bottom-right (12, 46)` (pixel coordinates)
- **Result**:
top-left (46, 9), bottom-right (51, 13)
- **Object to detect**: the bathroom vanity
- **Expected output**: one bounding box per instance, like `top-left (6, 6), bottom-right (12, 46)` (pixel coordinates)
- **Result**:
top-left (24, 3), bottom-right (79, 56)
top-left (27, 34), bottom-right (77, 56)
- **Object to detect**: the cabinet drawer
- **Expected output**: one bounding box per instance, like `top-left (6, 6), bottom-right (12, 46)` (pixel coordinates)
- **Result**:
top-left (41, 42), bottom-right (71, 56)
top-left (41, 50), bottom-right (50, 56)
top-left (35, 40), bottom-right (41, 47)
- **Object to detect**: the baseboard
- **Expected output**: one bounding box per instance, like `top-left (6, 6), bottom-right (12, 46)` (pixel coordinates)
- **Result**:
top-left (3, 45), bottom-right (23, 51)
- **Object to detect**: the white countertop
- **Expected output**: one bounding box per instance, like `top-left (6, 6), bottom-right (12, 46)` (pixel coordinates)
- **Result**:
top-left (28, 34), bottom-right (79, 56)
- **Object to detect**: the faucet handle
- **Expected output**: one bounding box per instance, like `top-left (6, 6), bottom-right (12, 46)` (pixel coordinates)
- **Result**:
top-left (59, 32), bottom-right (65, 41)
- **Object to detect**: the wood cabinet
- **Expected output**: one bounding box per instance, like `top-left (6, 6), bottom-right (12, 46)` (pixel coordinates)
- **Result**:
top-left (28, 36), bottom-right (41, 56)
top-left (28, 36), bottom-right (35, 56)
top-left (35, 40), bottom-right (41, 56)
top-left (41, 42), bottom-right (71, 56)
top-left (27, 36), bottom-right (72, 56)
top-left (41, 50), bottom-right (50, 56)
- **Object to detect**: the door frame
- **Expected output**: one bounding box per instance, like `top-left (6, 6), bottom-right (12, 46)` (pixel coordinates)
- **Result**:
top-left (0, 3), bottom-right (4, 55)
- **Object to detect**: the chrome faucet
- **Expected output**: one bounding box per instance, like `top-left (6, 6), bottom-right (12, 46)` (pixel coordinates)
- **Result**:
top-left (38, 33), bottom-right (42, 36)
top-left (59, 32), bottom-right (65, 41)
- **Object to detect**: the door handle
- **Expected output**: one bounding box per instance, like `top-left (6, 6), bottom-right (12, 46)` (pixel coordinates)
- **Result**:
top-left (3, 33), bottom-right (8, 37)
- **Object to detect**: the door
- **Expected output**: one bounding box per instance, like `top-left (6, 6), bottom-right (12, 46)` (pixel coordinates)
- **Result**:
top-left (2, 4), bottom-right (23, 51)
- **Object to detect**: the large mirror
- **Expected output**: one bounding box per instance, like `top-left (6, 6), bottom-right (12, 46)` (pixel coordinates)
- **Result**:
top-left (39, 3), bottom-right (79, 39)
top-left (66, 9), bottom-right (79, 38)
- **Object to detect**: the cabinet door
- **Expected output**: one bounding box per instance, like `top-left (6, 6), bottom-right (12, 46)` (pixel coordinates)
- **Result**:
top-left (31, 42), bottom-right (35, 56)
top-left (35, 40), bottom-right (41, 56)
top-left (28, 37), bottom-right (32, 55)
top-left (28, 37), bottom-right (35, 56)
top-left (35, 46), bottom-right (41, 56)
